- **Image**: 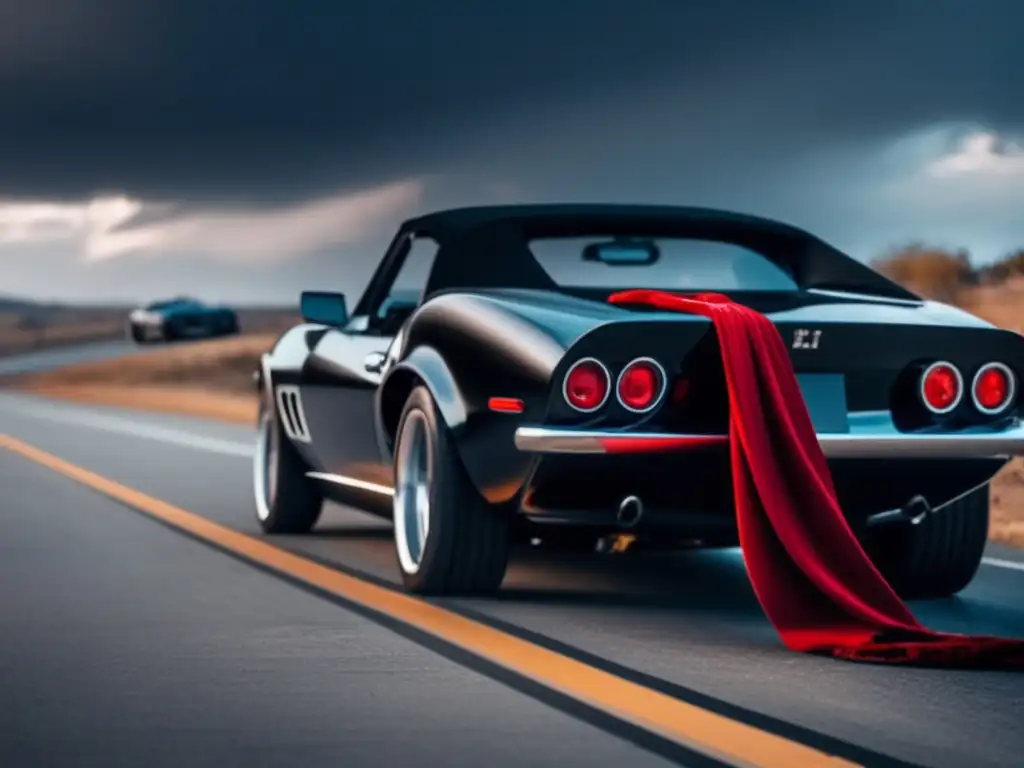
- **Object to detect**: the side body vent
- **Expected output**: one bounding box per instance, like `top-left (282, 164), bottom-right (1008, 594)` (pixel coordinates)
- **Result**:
top-left (275, 385), bottom-right (312, 442)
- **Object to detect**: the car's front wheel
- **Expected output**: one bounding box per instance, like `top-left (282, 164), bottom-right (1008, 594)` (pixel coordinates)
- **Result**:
top-left (253, 401), bottom-right (323, 534)
top-left (127, 323), bottom-right (146, 344)
top-left (392, 385), bottom-right (510, 595)
top-left (870, 485), bottom-right (989, 599)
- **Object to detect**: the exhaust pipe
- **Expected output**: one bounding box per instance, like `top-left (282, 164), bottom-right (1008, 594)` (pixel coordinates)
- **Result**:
top-left (865, 494), bottom-right (932, 529)
top-left (616, 495), bottom-right (644, 528)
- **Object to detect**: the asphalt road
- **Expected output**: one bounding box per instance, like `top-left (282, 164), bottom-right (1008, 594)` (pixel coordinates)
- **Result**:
top-left (0, 339), bottom-right (136, 376)
top-left (2, 391), bottom-right (1023, 768)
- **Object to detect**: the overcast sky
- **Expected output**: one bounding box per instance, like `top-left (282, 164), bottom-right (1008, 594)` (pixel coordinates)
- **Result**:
top-left (0, 0), bottom-right (1022, 305)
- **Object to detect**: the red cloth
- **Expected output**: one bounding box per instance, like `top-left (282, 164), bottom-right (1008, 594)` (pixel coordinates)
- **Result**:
top-left (607, 288), bottom-right (1024, 667)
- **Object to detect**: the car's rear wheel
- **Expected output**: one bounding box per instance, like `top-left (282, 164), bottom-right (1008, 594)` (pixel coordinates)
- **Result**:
top-left (870, 485), bottom-right (989, 599)
top-left (392, 385), bottom-right (510, 595)
top-left (253, 401), bottom-right (323, 534)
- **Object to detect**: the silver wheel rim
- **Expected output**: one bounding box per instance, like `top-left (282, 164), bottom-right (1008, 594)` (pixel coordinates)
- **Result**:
top-left (253, 409), bottom-right (279, 521)
top-left (394, 409), bottom-right (431, 575)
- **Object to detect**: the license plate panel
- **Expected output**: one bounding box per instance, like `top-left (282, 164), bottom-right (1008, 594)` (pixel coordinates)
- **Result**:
top-left (795, 374), bottom-right (849, 433)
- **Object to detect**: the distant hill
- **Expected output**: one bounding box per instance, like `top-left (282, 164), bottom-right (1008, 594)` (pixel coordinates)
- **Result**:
top-left (0, 296), bottom-right (60, 312)
top-left (0, 294), bottom-right (134, 311)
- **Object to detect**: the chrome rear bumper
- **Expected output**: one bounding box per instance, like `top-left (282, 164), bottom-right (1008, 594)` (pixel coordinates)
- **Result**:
top-left (514, 412), bottom-right (1024, 460)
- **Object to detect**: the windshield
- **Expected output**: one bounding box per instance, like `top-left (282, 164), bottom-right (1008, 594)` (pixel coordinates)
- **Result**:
top-left (528, 236), bottom-right (798, 292)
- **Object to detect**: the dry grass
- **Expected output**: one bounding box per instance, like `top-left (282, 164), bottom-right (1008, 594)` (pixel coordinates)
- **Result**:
top-left (17, 383), bottom-right (259, 424)
top-left (0, 308), bottom-right (127, 356)
top-left (6, 332), bottom-right (271, 424)
top-left (958, 277), bottom-right (1024, 335)
top-left (3, 287), bottom-right (1024, 548)
top-left (9, 331), bottom-right (274, 391)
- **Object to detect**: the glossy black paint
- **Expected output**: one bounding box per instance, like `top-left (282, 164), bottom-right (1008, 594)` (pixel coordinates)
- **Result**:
top-left (259, 204), bottom-right (1024, 534)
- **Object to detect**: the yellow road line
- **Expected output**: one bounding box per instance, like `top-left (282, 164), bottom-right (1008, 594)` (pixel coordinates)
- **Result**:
top-left (0, 433), bottom-right (859, 768)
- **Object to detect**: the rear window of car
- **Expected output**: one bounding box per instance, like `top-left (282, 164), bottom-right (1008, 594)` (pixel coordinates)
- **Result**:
top-left (527, 236), bottom-right (798, 292)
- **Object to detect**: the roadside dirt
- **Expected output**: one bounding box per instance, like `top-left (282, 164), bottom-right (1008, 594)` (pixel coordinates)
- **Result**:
top-left (4, 333), bottom-right (268, 424)
top-left (15, 383), bottom-right (259, 424)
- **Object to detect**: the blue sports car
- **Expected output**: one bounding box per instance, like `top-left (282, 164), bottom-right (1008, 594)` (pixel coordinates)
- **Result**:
top-left (127, 297), bottom-right (240, 344)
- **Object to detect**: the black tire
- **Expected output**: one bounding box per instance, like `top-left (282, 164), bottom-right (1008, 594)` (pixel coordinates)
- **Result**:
top-left (128, 323), bottom-right (146, 344)
top-left (392, 385), bottom-right (510, 595)
top-left (871, 485), bottom-right (989, 599)
top-left (253, 401), bottom-right (323, 534)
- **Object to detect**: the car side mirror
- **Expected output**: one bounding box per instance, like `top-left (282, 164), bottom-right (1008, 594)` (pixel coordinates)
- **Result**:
top-left (300, 291), bottom-right (348, 327)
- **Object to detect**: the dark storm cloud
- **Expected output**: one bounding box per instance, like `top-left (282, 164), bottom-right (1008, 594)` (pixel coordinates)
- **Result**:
top-left (3, 0), bottom-right (1021, 200)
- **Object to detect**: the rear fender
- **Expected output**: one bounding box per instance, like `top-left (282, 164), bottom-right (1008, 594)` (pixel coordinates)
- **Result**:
top-left (378, 345), bottom-right (537, 504)
top-left (377, 346), bottom-right (468, 457)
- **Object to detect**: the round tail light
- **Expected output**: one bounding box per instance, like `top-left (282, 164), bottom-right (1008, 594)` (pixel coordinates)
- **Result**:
top-left (919, 361), bottom-right (963, 415)
top-left (616, 357), bottom-right (667, 413)
top-left (563, 358), bottom-right (610, 413)
top-left (972, 362), bottom-right (1015, 415)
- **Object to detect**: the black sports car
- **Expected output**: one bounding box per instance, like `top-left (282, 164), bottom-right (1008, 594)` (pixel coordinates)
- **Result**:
top-left (127, 297), bottom-right (239, 344)
top-left (252, 204), bottom-right (1024, 599)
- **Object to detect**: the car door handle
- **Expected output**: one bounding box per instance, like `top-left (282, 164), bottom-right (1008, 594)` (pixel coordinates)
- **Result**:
top-left (363, 351), bottom-right (387, 375)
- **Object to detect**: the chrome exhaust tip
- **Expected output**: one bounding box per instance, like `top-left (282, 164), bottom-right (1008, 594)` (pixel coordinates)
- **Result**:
top-left (616, 495), bottom-right (644, 528)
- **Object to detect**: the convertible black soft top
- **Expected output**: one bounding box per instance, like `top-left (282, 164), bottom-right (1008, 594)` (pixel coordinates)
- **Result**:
top-left (401, 204), bottom-right (919, 302)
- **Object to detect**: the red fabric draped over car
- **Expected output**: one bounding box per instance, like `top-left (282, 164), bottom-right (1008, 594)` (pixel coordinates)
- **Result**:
top-left (606, 288), bottom-right (1024, 667)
